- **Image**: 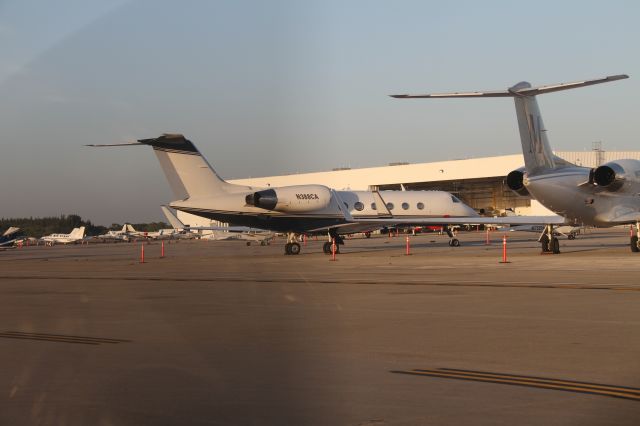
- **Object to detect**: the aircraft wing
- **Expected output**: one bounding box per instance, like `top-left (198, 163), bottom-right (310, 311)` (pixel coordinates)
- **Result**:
top-left (307, 215), bottom-right (566, 234)
top-left (183, 225), bottom-right (269, 233)
top-left (599, 212), bottom-right (640, 225)
top-left (352, 215), bottom-right (567, 226)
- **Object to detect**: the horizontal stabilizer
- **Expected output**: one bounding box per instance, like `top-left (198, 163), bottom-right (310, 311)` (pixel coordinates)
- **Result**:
top-left (85, 142), bottom-right (144, 147)
top-left (391, 75), bottom-right (628, 99)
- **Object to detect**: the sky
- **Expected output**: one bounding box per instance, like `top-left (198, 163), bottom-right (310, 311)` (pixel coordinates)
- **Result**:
top-left (1, 0), bottom-right (638, 225)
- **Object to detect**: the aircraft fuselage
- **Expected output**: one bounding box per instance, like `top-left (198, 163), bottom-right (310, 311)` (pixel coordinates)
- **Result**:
top-left (526, 166), bottom-right (640, 227)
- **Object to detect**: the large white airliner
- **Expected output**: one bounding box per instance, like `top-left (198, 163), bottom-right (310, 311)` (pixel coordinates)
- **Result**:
top-left (392, 74), bottom-right (636, 253)
top-left (89, 134), bottom-right (562, 255)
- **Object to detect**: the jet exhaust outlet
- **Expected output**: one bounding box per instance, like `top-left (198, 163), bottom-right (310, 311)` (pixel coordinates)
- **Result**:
top-left (506, 169), bottom-right (530, 196)
top-left (246, 189), bottom-right (278, 210)
top-left (245, 185), bottom-right (332, 213)
top-left (594, 163), bottom-right (625, 191)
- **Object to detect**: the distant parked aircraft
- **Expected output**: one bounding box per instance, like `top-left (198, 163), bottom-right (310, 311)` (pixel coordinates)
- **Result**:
top-left (161, 205), bottom-right (273, 244)
top-left (0, 227), bottom-right (25, 249)
top-left (41, 226), bottom-right (86, 245)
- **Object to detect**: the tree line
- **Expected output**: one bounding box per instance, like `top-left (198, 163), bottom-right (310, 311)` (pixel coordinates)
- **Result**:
top-left (0, 215), bottom-right (168, 238)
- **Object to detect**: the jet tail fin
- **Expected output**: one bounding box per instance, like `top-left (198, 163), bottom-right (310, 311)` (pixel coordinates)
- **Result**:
top-left (88, 134), bottom-right (242, 200)
top-left (391, 75), bottom-right (628, 175)
top-left (3, 227), bottom-right (20, 237)
top-left (70, 226), bottom-right (85, 239)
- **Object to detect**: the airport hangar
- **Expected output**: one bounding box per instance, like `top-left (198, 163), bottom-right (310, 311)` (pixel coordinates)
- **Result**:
top-left (177, 150), bottom-right (640, 228)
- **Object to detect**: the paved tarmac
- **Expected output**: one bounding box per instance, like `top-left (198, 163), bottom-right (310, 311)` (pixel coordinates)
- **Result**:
top-left (1, 229), bottom-right (639, 425)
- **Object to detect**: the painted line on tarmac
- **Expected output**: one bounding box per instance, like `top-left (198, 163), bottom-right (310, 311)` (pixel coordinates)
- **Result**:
top-left (0, 331), bottom-right (131, 345)
top-left (392, 368), bottom-right (640, 401)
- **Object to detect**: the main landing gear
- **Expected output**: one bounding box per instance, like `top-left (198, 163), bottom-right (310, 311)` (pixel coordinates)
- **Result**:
top-left (631, 222), bottom-right (640, 253)
top-left (322, 230), bottom-right (344, 255)
top-left (444, 226), bottom-right (460, 247)
top-left (539, 224), bottom-right (560, 254)
top-left (284, 232), bottom-right (301, 255)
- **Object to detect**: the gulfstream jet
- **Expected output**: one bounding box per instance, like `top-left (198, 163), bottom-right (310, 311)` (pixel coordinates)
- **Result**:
top-left (89, 134), bottom-right (562, 255)
top-left (391, 74), bottom-right (638, 253)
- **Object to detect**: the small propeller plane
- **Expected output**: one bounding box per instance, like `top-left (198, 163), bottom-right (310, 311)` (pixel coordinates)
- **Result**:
top-left (88, 134), bottom-right (562, 255)
top-left (41, 226), bottom-right (86, 246)
top-left (392, 74), bottom-right (636, 253)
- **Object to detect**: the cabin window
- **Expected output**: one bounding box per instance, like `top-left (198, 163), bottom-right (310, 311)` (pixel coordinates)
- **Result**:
top-left (371, 202), bottom-right (377, 210)
top-left (354, 201), bottom-right (364, 211)
top-left (386, 202), bottom-right (394, 210)
top-left (417, 202), bottom-right (424, 210)
top-left (401, 202), bottom-right (409, 210)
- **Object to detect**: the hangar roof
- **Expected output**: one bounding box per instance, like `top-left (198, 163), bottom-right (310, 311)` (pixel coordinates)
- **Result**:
top-left (230, 151), bottom-right (640, 191)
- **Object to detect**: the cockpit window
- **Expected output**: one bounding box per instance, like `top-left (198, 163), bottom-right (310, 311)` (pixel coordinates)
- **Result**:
top-left (451, 196), bottom-right (461, 203)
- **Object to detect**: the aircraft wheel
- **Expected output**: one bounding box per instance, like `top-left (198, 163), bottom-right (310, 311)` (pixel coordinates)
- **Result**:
top-left (246, 242), bottom-right (251, 246)
top-left (568, 234), bottom-right (576, 240)
top-left (260, 241), bottom-right (266, 246)
top-left (364, 232), bottom-right (371, 238)
top-left (289, 242), bottom-right (301, 255)
top-left (323, 242), bottom-right (332, 254)
top-left (284, 243), bottom-right (291, 255)
top-left (631, 236), bottom-right (639, 252)
top-left (540, 234), bottom-right (550, 252)
top-left (552, 237), bottom-right (560, 254)
top-left (450, 238), bottom-right (460, 247)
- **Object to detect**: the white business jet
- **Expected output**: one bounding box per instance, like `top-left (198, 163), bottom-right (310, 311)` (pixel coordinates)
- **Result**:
top-left (88, 134), bottom-right (562, 255)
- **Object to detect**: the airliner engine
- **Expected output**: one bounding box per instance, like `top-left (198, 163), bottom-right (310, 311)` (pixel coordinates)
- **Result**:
top-left (245, 185), bottom-right (332, 213)
top-left (592, 160), bottom-right (640, 191)
top-left (506, 167), bottom-right (530, 196)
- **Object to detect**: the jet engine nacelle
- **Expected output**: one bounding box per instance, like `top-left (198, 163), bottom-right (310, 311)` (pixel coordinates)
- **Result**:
top-left (245, 185), bottom-right (332, 212)
top-left (593, 161), bottom-right (631, 191)
top-left (506, 167), bottom-right (530, 196)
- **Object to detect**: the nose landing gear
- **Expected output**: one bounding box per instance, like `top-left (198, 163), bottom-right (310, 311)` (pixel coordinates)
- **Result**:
top-left (444, 226), bottom-right (461, 247)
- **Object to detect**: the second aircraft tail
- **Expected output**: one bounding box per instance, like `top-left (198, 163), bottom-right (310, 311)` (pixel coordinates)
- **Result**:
top-left (391, 75), bottom-right (628, 175)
